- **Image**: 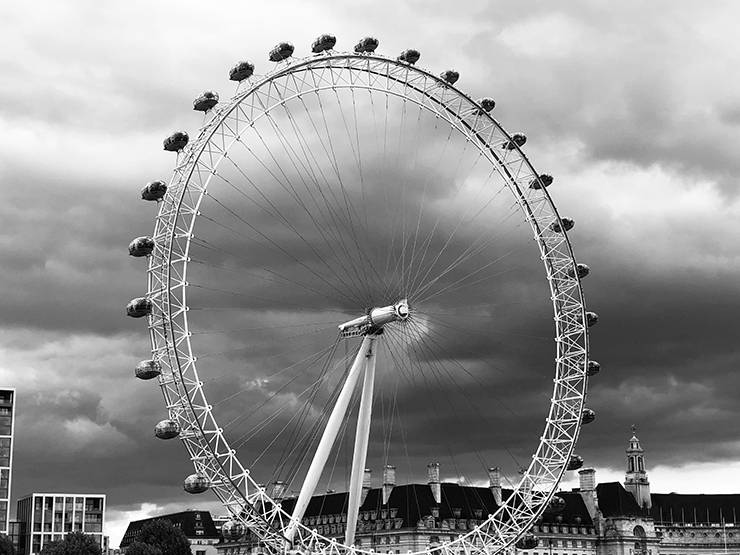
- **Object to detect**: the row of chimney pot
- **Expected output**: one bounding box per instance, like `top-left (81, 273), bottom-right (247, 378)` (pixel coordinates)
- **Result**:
top-left (262, 463), bottom-right (595, 509)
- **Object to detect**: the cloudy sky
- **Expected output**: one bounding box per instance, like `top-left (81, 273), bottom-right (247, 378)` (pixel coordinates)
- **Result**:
top-left (1, 0), bottom-right (739, 547)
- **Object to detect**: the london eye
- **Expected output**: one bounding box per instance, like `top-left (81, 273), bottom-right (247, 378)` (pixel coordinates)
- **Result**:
top-left (127, 33), bottom-right (599, 555)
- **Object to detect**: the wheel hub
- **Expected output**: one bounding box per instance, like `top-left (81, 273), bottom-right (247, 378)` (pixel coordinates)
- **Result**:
top-left (338, 299), bottom-right (409, 337)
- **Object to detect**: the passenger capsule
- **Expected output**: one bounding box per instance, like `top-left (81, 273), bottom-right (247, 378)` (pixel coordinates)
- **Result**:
top-left (155, 419), bottom-right (181, 440)
top-left (586, 311), bottom-right (599, 327)
top-left (567, 263), bottom-right (590, 279)
top-left (354, 36), bottom-right (379, 53)
top-left (478, 97), bottom-right (496, 113)
top-left (516, 535), bottom-right (539, 550)
top-left (163, 131), bottom-right (189, 152)
top-left (398, 49), bottom-right (420, 64)
top-left (222, 520), bottom-right (246, 540)
top-left (503, 133), bottom-right (527, 150)
top-left (529, 174), bottom-right (553, 190)
top-left (312, 34), bottom-right (336, 53)
top-left (587, 360), bottom-right (601, 376)
top-left (581, 408), bottom-right (596, 425)
top-left (135, 359), bottom-right (161, 380)
top-left (546, 495), bottom-right (566, 513)
top-left (141, 180), bottom-right (167, 201)
top-left (193, 90), bottom-right (219, 112)
top-left (550, 217), bottom-right (575, 233)
top-left (229, 61), bottom-right (255, 82)
top-left (183, 473), bottom-right (210, 494)
top-left (126, 297), bottom-right (152, 318)
top-left (269, 42), bottom-right (294, 62)
top-left (566, 454), bottom-right (584, 471)
top-left (128, 236), bottom-right (155, 257)
top-left (440, 70), bottom-right (459, 84)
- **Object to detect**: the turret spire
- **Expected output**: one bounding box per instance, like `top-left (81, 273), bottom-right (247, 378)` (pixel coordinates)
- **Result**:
top-left (624, 425), bottom-right (651, 509)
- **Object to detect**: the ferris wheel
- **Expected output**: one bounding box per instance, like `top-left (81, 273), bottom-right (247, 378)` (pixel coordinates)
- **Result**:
top-left (127, 34), bottom-right (600, 555)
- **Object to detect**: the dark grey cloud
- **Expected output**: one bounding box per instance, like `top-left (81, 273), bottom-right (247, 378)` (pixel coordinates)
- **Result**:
top-left (1, 0), bottom-right (739, 545)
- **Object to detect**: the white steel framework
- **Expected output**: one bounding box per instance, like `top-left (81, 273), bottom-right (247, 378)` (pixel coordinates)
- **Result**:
top-left (140, 50), bottom-right (591, 555)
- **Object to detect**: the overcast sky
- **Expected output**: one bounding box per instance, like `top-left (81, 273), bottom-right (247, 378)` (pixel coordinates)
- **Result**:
top-left (1, 0), bottom-right (740, 547)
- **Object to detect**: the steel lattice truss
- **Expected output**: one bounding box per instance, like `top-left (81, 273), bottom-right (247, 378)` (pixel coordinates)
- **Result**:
top-left (144, 52), bottom-right (590, 555)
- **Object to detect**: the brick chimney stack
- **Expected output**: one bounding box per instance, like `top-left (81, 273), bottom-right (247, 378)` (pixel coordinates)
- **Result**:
top-left (579, 468), bottom-right (596, 492)
top-left (427, 462), bottom-right (441, 504)
top-left (488, 467), bottom-right (502, 505)
top-left (382, 465), bottom-right (395, 505)
top-left (271, 480), bottom-right (286, 501)
top-left (362, 468), bottom-right (372, 504)
top-left (578, 468), bottom-right (599, 520)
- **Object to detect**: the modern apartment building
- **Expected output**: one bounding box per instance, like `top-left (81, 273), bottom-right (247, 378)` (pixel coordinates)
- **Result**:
top-left (16, 493), bottom-right (106, 554)
top-left (0, 387), bottom-right (16, 535)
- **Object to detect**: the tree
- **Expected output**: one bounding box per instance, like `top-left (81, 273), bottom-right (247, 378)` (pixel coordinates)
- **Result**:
top-left (0, 534), bottom-right (15, 555)
top-left (132, 519), bottom-right (191, 555)
top-left (124, 542), bottom-right (162, 555)
top-left (39, 531), bottom-right (101, 555)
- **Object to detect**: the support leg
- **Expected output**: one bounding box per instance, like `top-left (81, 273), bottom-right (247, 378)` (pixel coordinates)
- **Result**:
top-left (285, 335), bottom-right (373, 544)
top-left (345, 338), bottom-right (377, 546)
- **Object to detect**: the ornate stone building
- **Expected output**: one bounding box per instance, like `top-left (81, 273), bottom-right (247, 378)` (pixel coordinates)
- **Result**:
top-left (216, 430), bottom-right (740, 555)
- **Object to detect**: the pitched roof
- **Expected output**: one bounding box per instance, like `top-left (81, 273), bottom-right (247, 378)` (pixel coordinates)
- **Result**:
top-left (539, 491), bottom-right (594, 527)
top-left (595, 482), bottom-right (645, 517)
top-left (280, 483), bottom-right (508, 528)
top-left (651, 493), bottom-right (740, 524)
top-left (120, 510), bottom-right (220, 547)
top-left (279, 483), bottom-right (593, 529)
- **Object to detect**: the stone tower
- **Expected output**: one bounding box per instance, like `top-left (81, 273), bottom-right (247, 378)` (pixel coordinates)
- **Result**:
top-left (624, 425), bottom-right (651, 509)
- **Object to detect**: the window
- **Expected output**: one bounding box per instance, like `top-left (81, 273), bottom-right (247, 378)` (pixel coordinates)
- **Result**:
top-left (0, 411), bottom-right (12, 435)
top-left (0, 470), bottom-right (8, 498)
top-left (196, 551), bottom-right (206, 555)
top-left (0, 438), bottom-right (11, 466)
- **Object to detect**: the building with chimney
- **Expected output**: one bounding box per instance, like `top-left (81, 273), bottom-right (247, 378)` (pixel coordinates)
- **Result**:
top-left (215, 429), bottom-right (740, 555)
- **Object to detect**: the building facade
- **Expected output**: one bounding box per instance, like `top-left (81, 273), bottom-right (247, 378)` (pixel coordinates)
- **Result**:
top-left (15, 493), bottom-right (106, 554)
top-left (0, 387), bottom-right (16, 535)
top-left (216, 431), bottom-right (740, 555)
top-left (119, 510), bottom-right (220, 555)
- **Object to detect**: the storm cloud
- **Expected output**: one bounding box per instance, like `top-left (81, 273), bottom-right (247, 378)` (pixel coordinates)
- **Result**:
top-left (1, 0), bottom-right (739, 546)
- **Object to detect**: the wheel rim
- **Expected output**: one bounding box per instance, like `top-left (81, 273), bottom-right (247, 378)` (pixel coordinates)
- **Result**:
top-left (142, 52), bottom-right (591, 555)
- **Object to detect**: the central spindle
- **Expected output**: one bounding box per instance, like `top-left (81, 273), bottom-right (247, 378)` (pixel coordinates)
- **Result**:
top-left (338, 299), bottom-right (410, 334)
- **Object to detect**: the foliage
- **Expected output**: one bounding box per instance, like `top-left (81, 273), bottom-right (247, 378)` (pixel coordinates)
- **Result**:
top-left (39, 531), bottom-right (101, 555)
top-left (124, 542), bottom-right (162, 555)
top-left (133, 519), bottom-right (191, 555)
top-left (0, 534), bottom-right (15, 555)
